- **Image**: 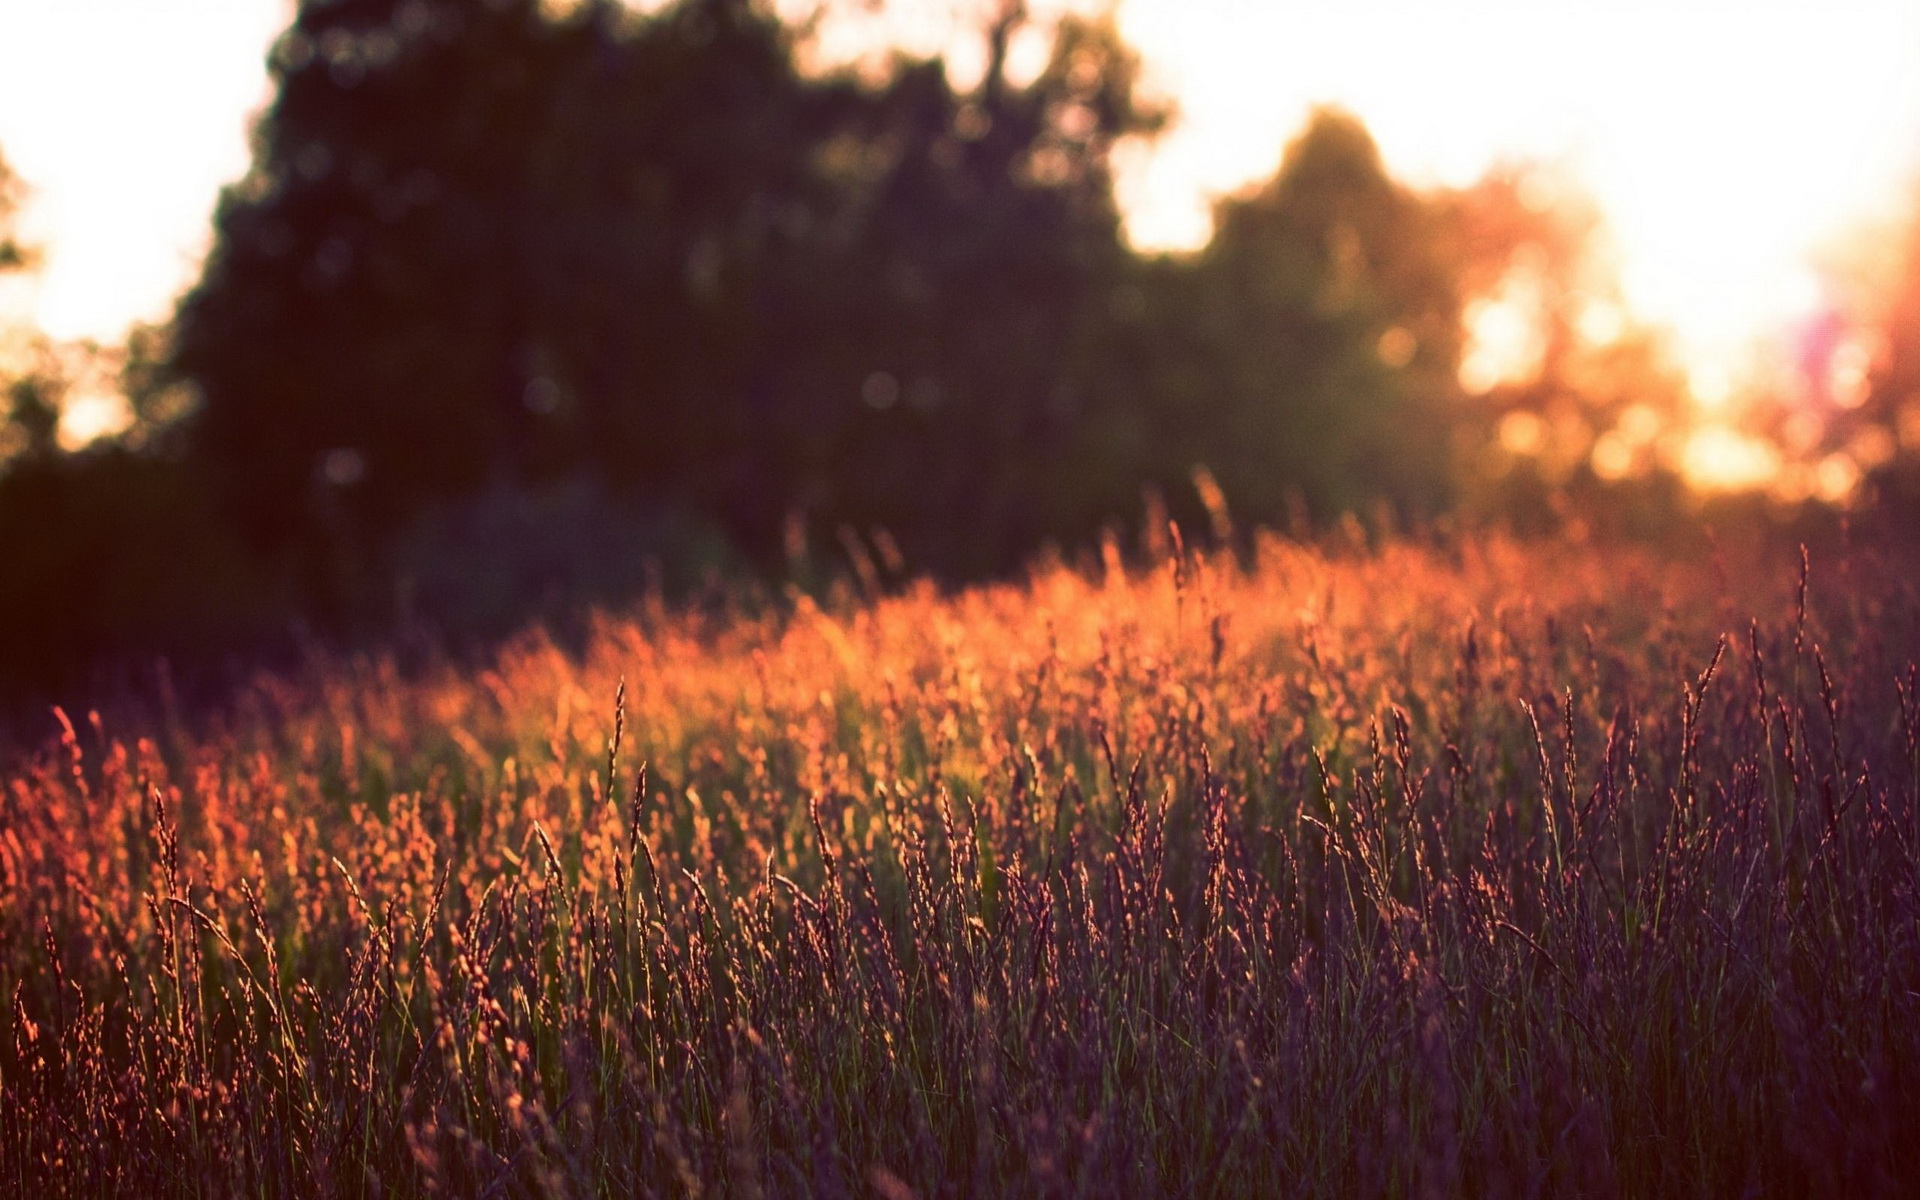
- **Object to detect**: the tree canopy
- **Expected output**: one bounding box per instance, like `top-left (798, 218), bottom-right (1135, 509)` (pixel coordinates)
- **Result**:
top-left (0, 0), bottom-right (1747, 703)
top-left (166, 0), bottom-right (1174, 577)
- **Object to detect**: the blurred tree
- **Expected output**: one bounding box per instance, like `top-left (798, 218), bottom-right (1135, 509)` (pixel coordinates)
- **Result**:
top-left (1, 147), bottom-right (60, 467)
top-left (1217, 108), bottom-right (1467, 518)
top-left (0, 147), bottom-right (280, 700)
top-left (172, 0), bottom-right (612, 555)
top-left (529, 0), bottom-right (870, 542)
top-left (0, 21), bottom-right (1743, 703)
top-left (168, 0), bottom-right (885, 614)
top-left (1089, 109), bottom-right (1466, 530)
top-left (760, 4), bottom-right (1169, 572)
top-left (3, 341), bottom-right (71, 464)
top-left (0, 148), bottom-right (31, 273)
top-left (164, 0), bottom-right (1170, 583)
top-left (1439, 165), bottom-right (1692, 529)
top-left (1824, 198), bottom-right (1920, 514)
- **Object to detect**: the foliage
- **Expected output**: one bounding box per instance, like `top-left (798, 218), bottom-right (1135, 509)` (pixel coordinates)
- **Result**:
top-left (0, 447), bottom-right (286, 703)
top-left (0, 148), bottom-right (32, 274)
top-left (165, 0), bottom-right (1170, 575)
top-left (5, 532), bottom-right (1919, 1194)
top-left (1436, 164), bottom-right (1696, 529)
top-left (1819, 196), bottom-right (1920, 510)
top-left (0, 149), bottom-right (55, 467)
top-left (0, 0), bottom-right (1764, 708)
top-left (161, 2), bottom-right (1663, 588)
top-left (172, 0), bottom-right (1638, 586)
top-left (1094, 110), bottom-right (1471, 527)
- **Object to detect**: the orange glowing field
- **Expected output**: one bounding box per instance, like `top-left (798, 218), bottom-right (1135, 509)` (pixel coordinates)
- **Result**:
top-left (5, 3), bottom-right (1920, 1189)
top-left (5, 529), bottom-right (1920, 1193)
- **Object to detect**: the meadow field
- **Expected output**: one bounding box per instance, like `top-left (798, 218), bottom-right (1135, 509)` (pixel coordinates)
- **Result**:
top-left (4, 528), bottom-right (1920, 1195)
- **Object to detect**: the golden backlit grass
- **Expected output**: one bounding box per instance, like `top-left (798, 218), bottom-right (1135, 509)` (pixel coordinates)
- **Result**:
top-left (4, 530), bottom-right (1919, 1195)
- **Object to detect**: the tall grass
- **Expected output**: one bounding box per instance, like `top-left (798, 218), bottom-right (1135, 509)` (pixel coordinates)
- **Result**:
top-left (4, 530), bottom-right (1919, 1195)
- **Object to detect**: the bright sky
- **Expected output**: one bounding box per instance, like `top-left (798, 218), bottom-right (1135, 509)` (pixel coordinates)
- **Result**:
top-left (0, 1), bottom-right (290, 342)
top-left (3, 0), bottom-right (1919, 397)
top-left (1108, 0), bottom-right (1920, 395)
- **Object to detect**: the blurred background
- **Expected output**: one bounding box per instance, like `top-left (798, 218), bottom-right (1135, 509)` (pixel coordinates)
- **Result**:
top-left (3, 0), bottom-right (1920, 708)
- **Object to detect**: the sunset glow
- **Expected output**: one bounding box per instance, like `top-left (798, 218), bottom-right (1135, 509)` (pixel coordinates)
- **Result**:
top-left (12, 10), bottom-right (1920, 1176)
top-left (4, 0), bottom-right (1920, 408)
top-left (1105, 0), bottom-right (1920, 401)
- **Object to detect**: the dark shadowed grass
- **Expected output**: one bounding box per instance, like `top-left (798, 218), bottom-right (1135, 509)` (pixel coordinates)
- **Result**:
top-left (4, 531), bottom-right (1919, 1196)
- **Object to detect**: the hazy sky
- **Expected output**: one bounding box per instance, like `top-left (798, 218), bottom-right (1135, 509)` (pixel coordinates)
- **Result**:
top-left (3, 0), bottom-right (1919, 391)
top-left (0, 0), bottom-right (288, 341)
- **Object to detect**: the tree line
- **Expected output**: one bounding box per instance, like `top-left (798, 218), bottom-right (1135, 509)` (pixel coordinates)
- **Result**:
top-left (0, 0), bottom-right (1877, 702)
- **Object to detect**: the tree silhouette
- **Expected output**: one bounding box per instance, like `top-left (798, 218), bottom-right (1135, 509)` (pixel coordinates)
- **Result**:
top-left (1, 148), bottom-right (60, 465)
top-left (753, 6), bottom-right (1169, 572)
top-left (174, 0), bottom-right (613, 551)
top-left (166, 0), bottom-right (1171, 581)
top-left (1081, 109), bottom-right (1466, 531)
